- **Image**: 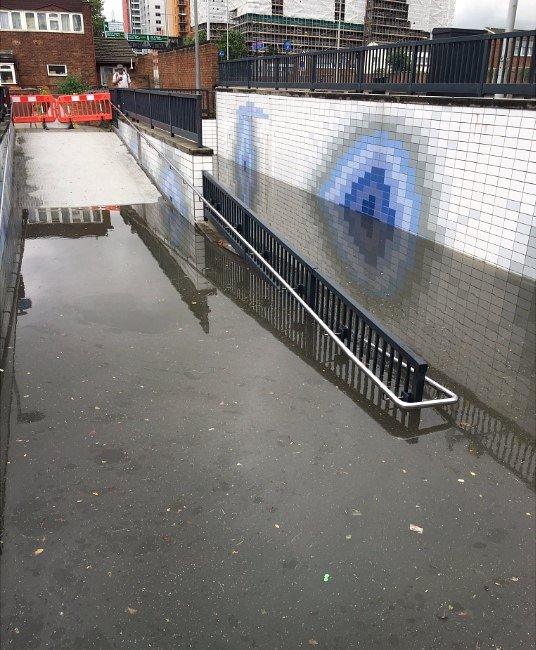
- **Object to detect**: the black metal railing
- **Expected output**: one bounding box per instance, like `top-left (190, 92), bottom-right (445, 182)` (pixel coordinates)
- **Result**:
top-left (0, 123), bottom-right (23, 359)
top-left (202, 172), bottom-right (428, 403)
top-left (218, 30), bottom-right (536, 97)
top-left (111, 89), bottom-right (203, 146)
top-left (150, 88), bottom-right (216, 118)
top-left (0, 87), bottom-right (7, 121)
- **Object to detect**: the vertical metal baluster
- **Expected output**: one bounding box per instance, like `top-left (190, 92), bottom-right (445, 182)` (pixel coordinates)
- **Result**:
top-left (379, 338), bottom-right (387, 379)
top-left (404, 363), bottom-right (412, 393)
top-left (387, 346), bottom-right (395, 385)
top-left (372, 333), bottom-right (380, 374)
top-left (394, 355), bottom-right (403, 394)
top-left (358, 320), bottom-right (366, 360)
top-left (365, 327), bottom-right (373, 366)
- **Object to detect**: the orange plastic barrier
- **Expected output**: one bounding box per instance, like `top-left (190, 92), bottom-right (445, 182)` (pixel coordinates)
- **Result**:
top-left (55, 92), bottom-right (112, 124)
top-left (11, 94), bottom-right (56, 124)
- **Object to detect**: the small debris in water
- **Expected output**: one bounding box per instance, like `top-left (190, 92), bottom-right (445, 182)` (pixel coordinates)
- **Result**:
top-left (323, 573), bottom-right (331, 582)
top-left (126, 607), bottom-right (138, 615)
top-left (345, 534), bottom-right (352, 540)
top-left (457, 479), bottom-right (465, 483)
top-left (33, 548), bottom-right (44, 556)
top-left (410, 524), bottom-right (423, 534)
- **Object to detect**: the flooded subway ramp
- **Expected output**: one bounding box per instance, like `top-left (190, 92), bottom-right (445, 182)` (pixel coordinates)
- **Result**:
top-left (0, 199), bottom-right (534, 648)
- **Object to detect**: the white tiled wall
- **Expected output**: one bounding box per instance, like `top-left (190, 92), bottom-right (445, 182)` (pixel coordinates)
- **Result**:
top-left (216, 91), bottom-right (536, 279)
top-left (202, 119), bottom-right (218, 152)
top-left (116, 120), bottom-right (213, 224)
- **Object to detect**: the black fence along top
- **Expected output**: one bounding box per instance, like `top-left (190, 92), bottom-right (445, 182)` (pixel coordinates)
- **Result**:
top-left (218, 30), bottom-right (536, 97)
top-left (110, 88), bottom-right (203, 146)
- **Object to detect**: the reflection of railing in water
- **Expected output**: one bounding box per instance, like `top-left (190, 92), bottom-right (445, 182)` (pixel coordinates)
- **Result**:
top-left (122, 207), bottom-right (215, 334)
top-left (204, 239), bottom-right (535, 490)
top-left (440, 395), bottom-right (535, 488)
top-left (203, 238), bottom-right (442, 434)
top-left (203, 172), bottom-right (437, 405)
top-left (25, 207), bottom-right (114, 238)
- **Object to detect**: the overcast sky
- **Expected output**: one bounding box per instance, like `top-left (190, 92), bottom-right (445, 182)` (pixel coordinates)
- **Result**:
top-left (103, 0), bottom-right (535, 30)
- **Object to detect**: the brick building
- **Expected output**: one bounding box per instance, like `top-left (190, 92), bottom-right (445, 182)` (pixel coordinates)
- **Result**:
top-left (135, 42), bottom-right (218, 89)
top-left (0, 0), bottom-right (97, 92)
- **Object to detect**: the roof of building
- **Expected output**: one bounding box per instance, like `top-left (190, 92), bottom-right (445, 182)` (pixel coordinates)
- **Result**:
top-left (94, 36), bottom-right (138, 64)
top-left (1, 0), bottom-right (85, 10)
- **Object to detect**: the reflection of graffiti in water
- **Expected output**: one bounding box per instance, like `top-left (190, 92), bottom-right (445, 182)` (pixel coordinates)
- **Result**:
top-left (316, 194), bottom-right (420, 298)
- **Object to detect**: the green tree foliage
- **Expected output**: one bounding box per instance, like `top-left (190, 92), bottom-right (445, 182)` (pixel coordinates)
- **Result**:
top-left (217, 30), bottom-right (248, 60)
top-left (89, 0), bottom-right (106, 35)
top-left (183, 30), bottom-right (207, 46)
top-left (388, 51), bottom-right (411, 73)
top-left (56, 75), bottom-right (91, 94)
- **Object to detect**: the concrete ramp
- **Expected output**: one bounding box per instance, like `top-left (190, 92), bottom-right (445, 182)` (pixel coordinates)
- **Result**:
top-left (15, 129), bottom-right (161, 208)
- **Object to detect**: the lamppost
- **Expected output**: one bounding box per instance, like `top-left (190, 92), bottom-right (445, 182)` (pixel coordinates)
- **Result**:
top-left (226, 0), bottom-right (230, 60)
top-left (496, 0), bottom-right (518, 97)
top-left (192, 0), bottom-right (201, 90)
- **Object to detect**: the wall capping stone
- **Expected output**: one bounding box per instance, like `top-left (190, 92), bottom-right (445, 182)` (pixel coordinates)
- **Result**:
top-left (118, 116), bottom-right (213, 156)
top-left (216, 86), bottom-right (536, 110)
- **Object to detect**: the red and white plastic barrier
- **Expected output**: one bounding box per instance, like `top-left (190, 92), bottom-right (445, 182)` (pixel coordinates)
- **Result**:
top-left (11, 94), bottom-right (56, 124)
top-left (55, 92), bottom-right (112, 124)
top-left (11, 92), bottom-right (112, 125)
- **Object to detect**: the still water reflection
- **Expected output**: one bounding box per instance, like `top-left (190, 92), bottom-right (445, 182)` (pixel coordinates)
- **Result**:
top-left (121, 201), bottom-right (535, 491)
top-left (213, 156), bottom-right (536, 438)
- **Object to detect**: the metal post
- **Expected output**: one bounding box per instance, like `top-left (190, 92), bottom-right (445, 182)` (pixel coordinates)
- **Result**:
top-left (168, 93), bottom-right (172, 136)
top-left (496, 0), bottom-right (518, 96)
top-left (196, 94), bottom-right (203, 147)
top-left (226, 0), bottom-right (230, 61)
top-left (193, 0), bottom-right (201, 91)
top-left (335, 17), bottom-right (341, 84)
top-left (506, 0), bottom-right (518, 31)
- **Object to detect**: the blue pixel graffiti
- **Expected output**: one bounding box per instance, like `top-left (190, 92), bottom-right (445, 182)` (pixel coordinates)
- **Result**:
top-left (319, 131), bottom-right (422, 236)
top-left (235, 102), bottom-right (268, 206)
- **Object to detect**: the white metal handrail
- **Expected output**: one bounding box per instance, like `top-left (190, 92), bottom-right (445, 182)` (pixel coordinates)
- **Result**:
top-left (112, 104), bottom-right (458, 410)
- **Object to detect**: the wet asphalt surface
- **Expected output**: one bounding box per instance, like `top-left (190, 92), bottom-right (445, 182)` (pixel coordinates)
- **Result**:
top-left (0, 205), bottom-right (534, 649)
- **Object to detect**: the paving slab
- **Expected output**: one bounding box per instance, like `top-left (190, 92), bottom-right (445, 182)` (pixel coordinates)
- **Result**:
top-left (14, 129), bottom-right (160, 208)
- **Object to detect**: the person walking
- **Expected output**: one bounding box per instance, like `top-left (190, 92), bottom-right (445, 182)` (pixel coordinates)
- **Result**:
top-left (112, 64), bottom-right (131, 88)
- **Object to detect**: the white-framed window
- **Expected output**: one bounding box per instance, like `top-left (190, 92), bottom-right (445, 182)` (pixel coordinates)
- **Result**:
top-left (47, 64), bottom-right (68, 76)
top-left (11, 11), bottom-right (22, 29)
top-left (0, 10), bottom-right (84, 33)
top-left (48, 12), bottom-right (60, 31)
top-left (0, 62), bottom-right (17, 85)
top-left (72, 13), bottom-right (82, 31)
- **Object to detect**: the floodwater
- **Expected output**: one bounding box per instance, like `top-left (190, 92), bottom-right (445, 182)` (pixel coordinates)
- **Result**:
top-left (1, 198), bottom-right (534, 648)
